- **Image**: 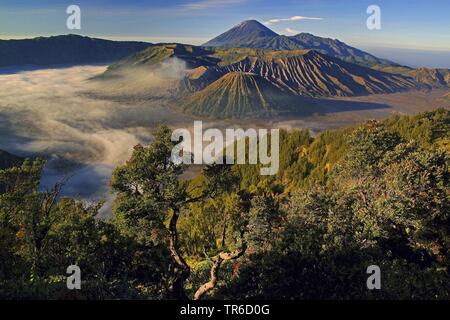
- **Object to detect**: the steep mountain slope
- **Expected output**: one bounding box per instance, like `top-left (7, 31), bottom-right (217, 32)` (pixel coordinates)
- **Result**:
top-left (101, 43), bottom-right (418, 118)
top-left (372, 65), bottom-right (450, 89)
top-left (184, 50), bottom-right (417, 97)
top-left (202, 20), bottom-right (397, 68)
top-left (105, 43), bottom-right (218, 74)
top-left (106, 45), bottom-right (307, 74)
top-left (0, 35), bottom-right (151, 67)
top-left (407, 68), bottom-right (450, 88)
top-left (203, 20), bottom-right (278, 47)
top-left (105, 43), bottom-right (416, 97)
top-left (179, 72), bottom-right (302, 118)
top-left (288, 33), bottom-right (395, 67)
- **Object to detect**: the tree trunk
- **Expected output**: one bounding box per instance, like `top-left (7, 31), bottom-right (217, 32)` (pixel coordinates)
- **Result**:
top-left (221, 213), bottom-right (228, 248)
top-left (168, 208), bottom-right (190, 300)
top-left (193, 244), bottom-right (247, 300)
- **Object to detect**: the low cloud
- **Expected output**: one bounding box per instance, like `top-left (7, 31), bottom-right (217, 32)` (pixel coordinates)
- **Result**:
top-left (265, 15), bottom-right (323, 26)
top-left (179, 0), bottom-right (248, 11)
top-left (91, 57), bottom-right (189, 98)
top-left (284, 28), bottom-right (301, 35)
top-left (0, 62), bottom-right (192, 214)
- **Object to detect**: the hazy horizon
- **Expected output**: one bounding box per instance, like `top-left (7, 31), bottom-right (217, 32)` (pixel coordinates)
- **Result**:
top-left (2, 31), bottom-right (450, 70)
top-left (1, 0), bottom-right (449, 50)
top-left (361, 46), bottom-right (450, 69)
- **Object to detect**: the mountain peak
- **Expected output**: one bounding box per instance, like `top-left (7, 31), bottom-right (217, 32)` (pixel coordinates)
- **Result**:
top-left (203, 20), bottom-right (278, 47)
top-left (203, 21), bottom-right (397, 67)
top-left (230, 19), bottom-right (277, 35)
top-left (236, 20), bottom-right (268, 28)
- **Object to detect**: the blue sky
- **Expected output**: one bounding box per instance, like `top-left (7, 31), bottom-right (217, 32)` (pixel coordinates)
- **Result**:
top-left (1, 0), bottom-right (450, 65)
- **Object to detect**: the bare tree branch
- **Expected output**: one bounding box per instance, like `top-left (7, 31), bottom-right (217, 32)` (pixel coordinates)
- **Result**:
top-left (193, 242), bottom-right (247, 301)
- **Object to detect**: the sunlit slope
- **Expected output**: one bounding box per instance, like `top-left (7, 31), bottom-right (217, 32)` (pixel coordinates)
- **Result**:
top-left (179, 72), bottom-right (302, 118)
top-left (101, 43), bottom-right (421, 118)
top-left (107, 44), bottom-right (417, 97)
top-left (186, 50), bottom-right (417, 97)
top-left (407, 68), bottom-right (450, 88)
top-left (374, 65), bottom-right (450, 89)
top-left (105, 44), bottom-right (218, 73)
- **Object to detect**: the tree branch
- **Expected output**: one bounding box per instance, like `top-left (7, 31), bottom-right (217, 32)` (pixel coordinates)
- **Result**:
top-left (193, 242), bottom-right (247, 300)
top-left (168, 207), bottom-right (190, 300)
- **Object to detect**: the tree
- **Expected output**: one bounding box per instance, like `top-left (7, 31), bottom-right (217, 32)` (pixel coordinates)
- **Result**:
top-left (246, 193), bottom-right (283, 251)
top-left (219, 116), bottom-right (449, 300)
top-left (111, 126), bottom-right (244, 300)
top-left (0, 158), bottom-right (170, 299)
top-left (0, 159), bottom-right (63, 290)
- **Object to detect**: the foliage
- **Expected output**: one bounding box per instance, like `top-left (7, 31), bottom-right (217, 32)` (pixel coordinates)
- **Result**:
top-left (1, 109), bottom-right (449, 299)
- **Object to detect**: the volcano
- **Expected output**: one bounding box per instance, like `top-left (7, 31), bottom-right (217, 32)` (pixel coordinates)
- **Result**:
top-left (203, 20), bottom-right (278, 47)
top-left (203, 20), bottom-right (396, 68)
top-left (178, 72), bottom-right (302, 118)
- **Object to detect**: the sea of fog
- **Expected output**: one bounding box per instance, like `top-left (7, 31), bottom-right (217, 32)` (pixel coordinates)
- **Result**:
top-left (0, 63), bottom-right (285, 216)
top-left (1, 63), bottom-right (447, 217)
top-left (0, 64), bottom-right (196, 216)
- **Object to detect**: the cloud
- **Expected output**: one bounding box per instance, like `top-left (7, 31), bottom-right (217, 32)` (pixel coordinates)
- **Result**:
top-left (284, 28), bottom-right (300, 35)
top-left (265, 15), bottom-right (323, 26)
top-left (99, 35), bottom-right (210, 46)
top-left (3, 1), bottom-right (250, 19)
top-left (179, 0), bottom-right (248, 11)
top-left (0, 62), bottom-right (192, 212)
top-left (65, 0), bottom-right (250, 19)
top-left (2, 8), bottom-right (61, 15)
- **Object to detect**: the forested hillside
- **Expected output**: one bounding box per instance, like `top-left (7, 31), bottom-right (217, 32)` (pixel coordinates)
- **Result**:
top-left (235, 108), bottom-right (450, 189)
top-left (1, 109), bottom-right (448, 299)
